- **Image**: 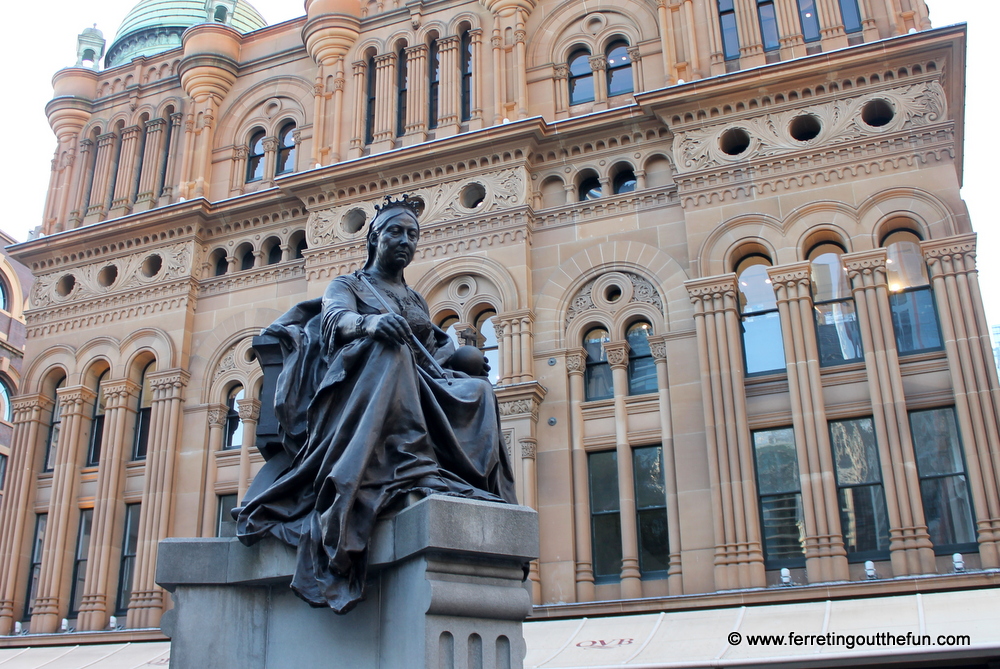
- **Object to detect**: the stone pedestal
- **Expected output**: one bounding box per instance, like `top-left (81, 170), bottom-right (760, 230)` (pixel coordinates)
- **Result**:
top-left (156, 496), bottom-right (538, 669)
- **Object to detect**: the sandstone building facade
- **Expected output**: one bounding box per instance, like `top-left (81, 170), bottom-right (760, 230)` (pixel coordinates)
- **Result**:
top-left (0, 0), bottom-right (996, 656)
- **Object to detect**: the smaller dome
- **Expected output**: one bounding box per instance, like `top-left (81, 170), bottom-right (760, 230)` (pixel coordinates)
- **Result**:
top-left (82, 25), bottom-right (104, 38)
top-left (106, 0), bottom-right (267, 68)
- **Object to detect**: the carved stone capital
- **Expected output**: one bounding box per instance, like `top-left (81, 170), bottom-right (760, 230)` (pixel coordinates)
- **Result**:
top-left (262, 137), bottom-right (279, 152)
top-left (102, 379), bottom-right (141, 403)
top-left (352, 60), bottom-right (367, 75)
top-left (921, 233), bottom-right (977, 277)
top-left (842, 248), bottom-right (887, 288)
top-left (148, 369), bottom-right (191, 396)
top-left (121, 125), bottom-right (143, 141)
top-left (145, 117), bottom-right (166, 131)
top-left (334, 77), bottom-right (346, 91)
top-left (97, 132), bottom-right (117, 148)
top-left (588, 55), bottom-right (607, 72)
top-left (237, 398), bottom-right (261, 422)
top-left (233, 145), bottom-right (248, 160)
top-left (766, 262), bottom-right (811, 300)
top-left (207, 405), bottom-right (228, 428)
top-left (405, 44), bottom-right (427, 59)
top-left (56, 385), bottom-right (98, 416)
top-left (498, 398), bottom-right (538, 419)
top-left (374, 52), bottom-right (396, 67)
top-left (519, 438), bottom-right (536, 459)
top-left (603, 341), bottom-right (630, 369)
top-left (11, 394), bottom-right (54, 421)
top-left (514, 29), bottom-right (526, 44)
top-left (490, 35), bottom-right (502, 48)
top-left (684, 275), bottom-right (739, 310)
top-left (565, 348), bottom-right (587, 375)
top-left (553, 64), bottom-right (569, 80)
top-left (646, 335), bottom-right (668, 362)
top-left (502, 429), bottom-right (513, 457)
top-left (626, 46), bottom-right (641, 62)
top-left (439, 35), bottom-right (460, 50)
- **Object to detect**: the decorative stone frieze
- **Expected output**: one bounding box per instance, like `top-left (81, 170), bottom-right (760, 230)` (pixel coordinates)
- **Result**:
top-left (566, 271), bottom-right (664, 328)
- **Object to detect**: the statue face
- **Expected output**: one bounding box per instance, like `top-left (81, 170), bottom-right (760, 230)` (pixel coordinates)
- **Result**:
top-left (372, 210), bottom-right (419, 272)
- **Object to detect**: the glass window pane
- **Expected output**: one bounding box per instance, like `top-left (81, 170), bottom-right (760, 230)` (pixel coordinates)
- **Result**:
top-left (607, 44), bottom-right (633, 97)
top-left (738, 263), bottom-right (776, 313)
top-left (569, 52), bottom-right (591, 77)
top-left (628, 357), bottom-right (658, 395)
top-left (760, 493), bottom-right (805, 560)
top-left (217, 493), bottom-right (239, 538)
top-left (637, 509), bottom-right (669, 572)
top-left (920, 475), bottom-right (976, 546)
top-left (797, 0), bottom-right (821, 41)
top-left (811, 252), bottom-right (851, 302)
top-left (627, 322), bottom-right (652, 356)
top-left (584, 329), bottom-right (608, 361)
top-left (586, 363), bottom-right (613, 401)
top-left (592, 513), bottom-right (623, 578)
top-left (633, 446), bottom-right (666, 509)
top-left (911, 408), bottom-right (964, 476)
top-left (570, 75), bottom-right (595, 105)
top-left (839, 0), bottom-right (862, 32)
top-left (758, 2), bottom-right (780, 50)
top-left (589, 451), bottom-right (620, 513)
top-left (753, 428), bottom-right (799, 495)
top-left (830, 417), bottom-right (880, 485)
top-left (720, 13), bottom-right (740, 60)
top-left (815, 301), bottom-right (863, 366)
top-left (890, 288), bottom-right (941, 354)
top-left (743, 312), bottom-right (785, 374)
top-left (838, 485), bottom-right (890, 554)
top-left (886, 240), bottom-right (929, 290)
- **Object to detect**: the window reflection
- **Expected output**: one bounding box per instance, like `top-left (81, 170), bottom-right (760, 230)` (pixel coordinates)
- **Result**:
top-left (584, 327), bottom-right (612, 401)
top-left (626, 321), bottom-right (657, 395)
top-left (752, 427), bottom-right (806, 564)
top-left (475, 310), bottom-right (499, 386)
top-left (737, 256), bottom-right (785, 375)
top-left (606, 41), bottom-right (633, 96)
top-left (568, 50), bottom-right (594, 105)
top-left (829, 417), bottom-right (890, 559)
top-left (810, 246), bottom-right (863, 366)
top-left (884, 231), bottom-right (941, 354)
top-left (245, 130), bottom-right (265, 183)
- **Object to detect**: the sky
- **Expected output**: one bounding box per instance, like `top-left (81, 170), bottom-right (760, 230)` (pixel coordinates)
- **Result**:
top-left (2, 0), bottom-right (998, 323)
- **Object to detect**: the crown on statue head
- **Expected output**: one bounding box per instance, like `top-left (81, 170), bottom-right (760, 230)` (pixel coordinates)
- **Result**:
top-left (374, 193), bottom-right (423, 218)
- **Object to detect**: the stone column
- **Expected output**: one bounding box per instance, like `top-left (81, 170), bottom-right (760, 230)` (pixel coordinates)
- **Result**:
top-left (0, 395), bottom-right (53, 635)
top-left (349, 60), bottom-right (367, 158)
top-left (84, 131), bottom-right (118, 222)
top-left (858, 0), bottom-right (880, 40)
top-left (31, 386), bottom-right (96, 633)
top-left (775, 0), bottom-right (806, 58)
top-left (519, 437), bottom-right (539, 602)
top-left (134, 118), bottom-right (166, 212)
top-left (469, 28), bottom-right (484, 127)
top-left (371, 53), bottom-right (397, 152)
top-left (331, 61), bottom-right (347, 163)
top-left (656, 0), bottom-right (676, 84)
top-left (603, 341), bottom-right (642, 598)
top-left (588, 56), bottom-right (608, 107)
top-left (490, 26), bottom-right (504, 124)
top-left (683, 0), bottom-right (702, 76)
top-left (495, 319), bottom-right (513, 385)
top-left (109, 125), bottom-right (142, 218)
top-left (404, 45), bottom-right (428, 143)
top-left (158, 112), bottom-right (184, 205)
top-left (128, 370), bottom-right (188, 629)
top-left (684, 275), bottom-right (766, 590)
top-left (261, 137), bottom-right (278, 187)
top-left (705, 0), bottom-right (727, 75)
top-left (843, 249), bottom-right (935, 576)
top-left (816, 0), bottom-right (850, 48)
top-left (437, 36), bottom-right (461, 136)
top-left (767, 264), bottom-right (848, 583)
top-left (923, 234), bottom-right (1000, 567)
top-left (200, 406), bottom-right (229, 537)
top-left (237, 399), bottom-right (261, 502)
top-left (565, 350), bottom-right (594, 602)
top-left (626, 46), bottom-right (644, 93)
top-left (647, 336), bottom-right (683, 595)
top-left (77, 380), bottom-right (140, 631)
top-left (230, 146), bottom-right (248, 195)
top-left (553, 64), bottom-right (569, 116)
top-left (513, 13), bottom-right (528, 118)
top-left (68, 138), bottom-right (94, 227)
top-left (735, 0), bottom-right (766, 65)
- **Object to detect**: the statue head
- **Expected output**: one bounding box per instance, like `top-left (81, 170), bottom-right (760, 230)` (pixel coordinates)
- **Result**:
top-left (364, 194), bottom-right (423, 270)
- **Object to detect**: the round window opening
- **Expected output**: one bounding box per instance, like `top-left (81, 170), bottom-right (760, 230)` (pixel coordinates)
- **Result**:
top-left (719, 128), bottom-right (751, 156)
top-left (456, 282), bottom-right (472, 299)
top-left (97, 265), bottom-right (118, 287)
top-left (56, 274), bottom-right (76, 297)
top-left (141, 254), bottom-right (163, 278)
top-left (460, 183), bottom-right (486, 209)
top-left (789, 114), bottom-right (822, 141)
top-left (861, 99), bottom-right (894, 127)
top-left (343, 209), bottom-right (367, 234)
top-left (604, 284), bottom-right (623, 303)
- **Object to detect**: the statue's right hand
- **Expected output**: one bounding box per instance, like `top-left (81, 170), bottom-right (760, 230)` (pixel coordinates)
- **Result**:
top-left (367, 313), bottom-right (411, 344)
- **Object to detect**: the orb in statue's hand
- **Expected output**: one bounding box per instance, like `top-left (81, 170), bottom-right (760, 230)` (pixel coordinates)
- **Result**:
top-left (450, 345), bottom-right (486, 377)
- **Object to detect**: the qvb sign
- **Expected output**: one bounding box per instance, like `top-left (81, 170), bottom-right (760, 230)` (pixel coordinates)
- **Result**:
top-left (576, 639), bottom-right (635, 649)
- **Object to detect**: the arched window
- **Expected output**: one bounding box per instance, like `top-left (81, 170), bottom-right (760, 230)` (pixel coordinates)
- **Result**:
top-left (460, 29), bottom-right (473, 121)
top-left (44, 376), bottom-right (67, 471)
top-left (0, 277), bottom-right (10, 312)
top-left (213, 251), bottom-right (228, 277)
top-left (214, 5), bottom-right (228, 22)
top-left (718, 0), bottom-right (741, 60)
top-left (756, 0), bottom-right (780, 51)
top-left (439, 315), bottom-right (461, 348)
top-left (132, 361), bottom-right (155, 460)
top-left (396, 47), bottom-right (408, 137)
top-left (626, 321), bottom-right (657, 395)
top-left (884, 229), bottom-right (941, 354)
top-left (838, 0), bottom-right (862, 33)
top-left (266, 240), bottom-right (282, 265)
top-left (612, 168), bottom-right (637, 195)
top-left (809, 244), bottom-right (863, 366)
top-left (87, 370), bottom-right (108, 466)
top-left (736, 255), bottom-right (785, 375)
top-left (796, 0), bottom-right (821, 42)
top-left (224, 386), bottom-right (244, 450)
top-left (0, 379), bottom-right (10, 423)
top-left (236, 244), bottom-right (255, 272)
top-left (294, 236), bottom-right (307, 259)
top-left (578, 174), bottom-right (602, 201)
top-left (428, 40), bottom-right (440, 129)
top-left (568, 49), bottom-right (594, 105)
top-left (583, 327), bottom-right (612, 401)
top-left (605, 40), bottom-right (633, 97)
top-left (245, 130), bottom-right (265, 183)
top-left (275, 122), bottom-right (296, 176)
top-left (364, 55), bottom-right (376, 145)
top-left (475, 310), bottom-right (499, 386)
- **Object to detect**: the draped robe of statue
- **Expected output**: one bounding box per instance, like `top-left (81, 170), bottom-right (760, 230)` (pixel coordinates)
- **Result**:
top-left (236, 270), bottom-right (517, 613)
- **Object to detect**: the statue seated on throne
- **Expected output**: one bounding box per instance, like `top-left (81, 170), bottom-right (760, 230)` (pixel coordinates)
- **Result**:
top-left (236, 195), bottom-right (517, 614)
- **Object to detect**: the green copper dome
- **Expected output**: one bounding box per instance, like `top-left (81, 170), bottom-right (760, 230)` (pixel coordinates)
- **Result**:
top-left (105, 0), bottom-right (267, 68)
